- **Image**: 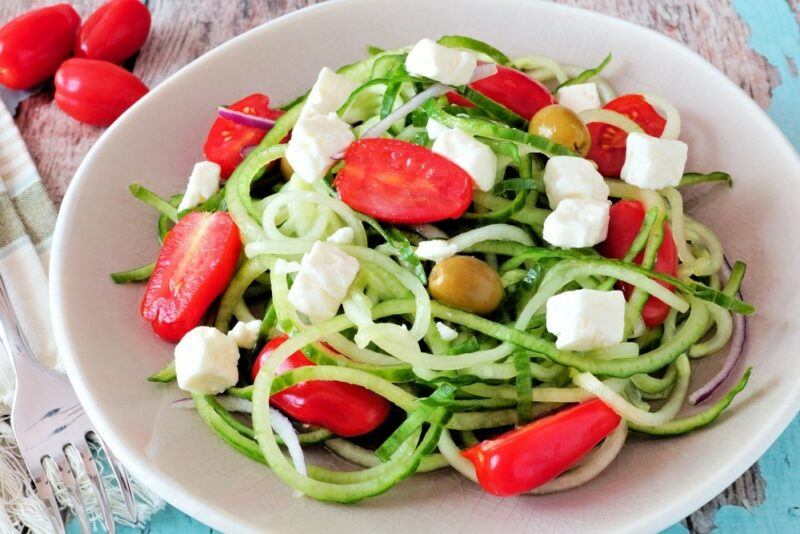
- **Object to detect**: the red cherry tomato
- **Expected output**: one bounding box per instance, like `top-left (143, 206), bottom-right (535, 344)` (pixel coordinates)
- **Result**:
top-left (252, 336), bottom-right (391, 437)
top-left (0, 4), bottom-right (80, 90)
top-left (335, 138), bottom-right (473, 224)
top-left (203, 93), bottom-right (283, 180)
top-left (598, 200), bottom-right (679, 327)
top-left (461, 399), bottom-right (621, 497)
top-left (141, 212), bottom-right (242, 342)
top-left (447, 65), bottom-right (556, 119)
top-left (586, 94), bottom-right (667, 177)
top-left (54, 58), bottom-right (148, 126)
top-left (76, 0), bottom-right (151, 64)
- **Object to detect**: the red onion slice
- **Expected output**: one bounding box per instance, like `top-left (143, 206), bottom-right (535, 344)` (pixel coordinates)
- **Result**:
top-left (688, 257), bottom-right (749, 405)
top-left (218, 106), bottom-right (277, 130)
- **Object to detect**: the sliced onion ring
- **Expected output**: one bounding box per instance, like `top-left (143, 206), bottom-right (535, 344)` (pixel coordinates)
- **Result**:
top-left (360, 84), bottom-right (452, 139)
top-left (688, 258), bottom-right (748, 405)
top-left (470, 62), bottom-right (498, 83)
top-left (218, 106), bottom-right (277, 130)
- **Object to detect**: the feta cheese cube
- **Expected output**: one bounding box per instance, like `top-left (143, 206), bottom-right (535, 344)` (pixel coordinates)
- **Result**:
top-left (228, 320), bottom-right (262, 349)
top-left (301, 67), bottom-right (360, 120)
top-left (557, 82), bottom-right (601, 114)
top-left (543, 198), bottom-right (610, 248)
top-left (415, 239), bottom-right (458, 262)
top-left (426, 118), bottom-right (450, 140)
top-left (175, 326), bottom-right (240, 394)
top-left (432, 127), bottom-right (498, 191)
top-left (435, 321), bottom-right (459, 341)
top-left (288, 241), bottom-right (360, 322)
top-left (405, 38), bottom-right (477, 86)
top-left (543, 156), bottom-right (609, 209)
top-left (177, 161), bottom-right (221, 211)
top-left (286, 112), bottom-right (354, 183)
top-left (620, 132), bottom-right (688, 189)
top-left (327, 226), bottom-right (355, 244)
top-left (545, 289), bottom-right (625, 351)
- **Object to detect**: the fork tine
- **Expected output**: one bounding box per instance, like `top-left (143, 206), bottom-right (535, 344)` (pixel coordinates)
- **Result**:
top-left (93, 432), bottom-right (138, 524)
top-left (29, 463), bottom-right (66, 534)
top-left (73, 439), bottom-right (116, 534)
top-left (52, 452), bottom-right (91, 534)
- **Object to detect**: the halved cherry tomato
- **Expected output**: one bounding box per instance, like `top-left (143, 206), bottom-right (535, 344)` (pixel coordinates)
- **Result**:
top-left (76, 0), bottom-right (151, 64)
top-left (141, 212), bottom-right (242, 342)
top-left (461, 399), bottom-right (620, 497)
top-left (335, 138), bottom-right (473, 224)
top-left (203, 93), bottom-right (283, 179)
top-left (447, 65), bottom-right (556, 119)
top-left (54, 58), bottom-right (148, 126)
top-left (252, 336), bottom-right (390, 437)
top-left (586, 94), bottom-right (666, 177)
top-left (598, 200), bottom-right (678, 327)
top-left (0, 4), bottom-right (80, 90)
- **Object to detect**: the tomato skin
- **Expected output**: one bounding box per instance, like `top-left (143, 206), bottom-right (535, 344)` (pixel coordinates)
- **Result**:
top-left (586, 94), bottom-right (667, 177)
top-left (203, 93), bottom-right (283, 180)
top-left (335, 138), bottom-right (473, 224)
top-left (598, 200), bottom-right (679, 327)
top-left (141, 212), bottom-right (242, 342)
top-left (252, 336), bottom-right (391, 437)
top-left (76, 0), bottom-right (151, 64)
top-left (461, 399), bottom-right (621, 497)
top-left (54, 58), bottom-right (148, 126)
top-left (0, 4), bottom-right (80, 90)
top-left (447, 65), bottom-right (556, 119)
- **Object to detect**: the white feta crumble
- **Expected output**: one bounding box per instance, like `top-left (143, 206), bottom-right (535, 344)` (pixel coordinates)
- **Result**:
top-left (431, 127), bottom-right (498, 191)
top-left (175, 326), bottom-right (240, 394)
top-left (415, 239), bottom-right (458, 262)
top-left (435, 321), bottom-right (459, 341)
top-left (288, 241), bottom-right (360, 323)
top-left (543, 156), bottom-right (609, 209)
top-left (620, 132), bottom-right (688, 189)
top-left (557, 82), bottom-right (601, 114)
top-left (286, 112), bottom-right (354, 183)
top-left (545, 289), bottom-right (625, 351)
top-left (327, 226), bottom-right (355, 245)
top-left (177, 161), bottom-right (221, 211)
top-left (543, 198), bottom-right (611, 248)
top-left (227, 320), bottom-right (262, 349)
top-left (405, 38), bottom-right (477, 86)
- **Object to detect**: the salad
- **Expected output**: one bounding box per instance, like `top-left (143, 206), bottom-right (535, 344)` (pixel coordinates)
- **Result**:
top-left (113, 36), bottom-right (754, 501)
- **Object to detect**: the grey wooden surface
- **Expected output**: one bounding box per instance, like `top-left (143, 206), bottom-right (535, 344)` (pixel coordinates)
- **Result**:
top-left (0, 1), bottom-right (792, 531)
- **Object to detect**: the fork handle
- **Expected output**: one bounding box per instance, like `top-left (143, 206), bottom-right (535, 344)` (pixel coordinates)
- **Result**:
top-left (0, 274), bottom-right (43, 379)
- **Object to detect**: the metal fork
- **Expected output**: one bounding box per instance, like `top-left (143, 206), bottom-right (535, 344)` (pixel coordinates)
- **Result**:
top-left (0, 274), bottom-right (137, 533)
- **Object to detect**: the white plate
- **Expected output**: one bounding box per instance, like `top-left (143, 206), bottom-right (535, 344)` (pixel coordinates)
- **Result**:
top-left (50, 0), bottom-right (800, 532)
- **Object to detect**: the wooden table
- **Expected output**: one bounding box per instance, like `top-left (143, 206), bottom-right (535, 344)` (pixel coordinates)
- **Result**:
top-left (2, 1), bottom-right (797, 532)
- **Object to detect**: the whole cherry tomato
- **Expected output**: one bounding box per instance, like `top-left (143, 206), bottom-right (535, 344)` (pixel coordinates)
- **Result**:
top-left (586, 94), bottom-right (666, 177)
top-left (203, 93), bottom-right (283, 179)
top-left (76, 0), bottom-right (151, 64)
top-left (461, 399), bottom-right (620, 496)
top-left (598, 200), bottom-right (679, 326)
top-left (54, 58), bottom-right (148, 126)
top-left (335, 138), bottom-right (473, 224)
top-left (253, 336), bottom-right (391, 437)
top-left (141, 212), bottom-right (242, 342)
top-left (0, 4), bottom-right (80, 90)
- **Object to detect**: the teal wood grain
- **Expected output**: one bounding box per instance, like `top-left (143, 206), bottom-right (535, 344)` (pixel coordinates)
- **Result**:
top-left (67, 0), bottom-right (799, 532)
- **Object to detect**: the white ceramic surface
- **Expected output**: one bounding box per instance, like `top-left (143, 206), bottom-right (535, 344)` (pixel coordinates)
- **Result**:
top-left (50, 0), bottom-right (800, 532)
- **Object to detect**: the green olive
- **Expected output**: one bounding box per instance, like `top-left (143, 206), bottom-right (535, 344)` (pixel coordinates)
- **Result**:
top-left (280, 157), bottom-right (294, 180)
top-left (528, 104), bottom-right (591, 157)
top-left (429, 256), bottom-right (504, 315)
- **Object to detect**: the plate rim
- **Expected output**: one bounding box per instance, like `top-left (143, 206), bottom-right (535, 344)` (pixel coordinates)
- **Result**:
top-left (49, 0), bottom-right (800, 532)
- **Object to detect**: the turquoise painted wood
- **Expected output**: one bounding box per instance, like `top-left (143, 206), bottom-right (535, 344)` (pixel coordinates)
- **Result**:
top-left (67, 0), bottom-right (799, 532)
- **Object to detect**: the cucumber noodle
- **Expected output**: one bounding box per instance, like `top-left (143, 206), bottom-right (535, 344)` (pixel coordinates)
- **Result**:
top-left (128, 37), bottom-right (755, 503)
